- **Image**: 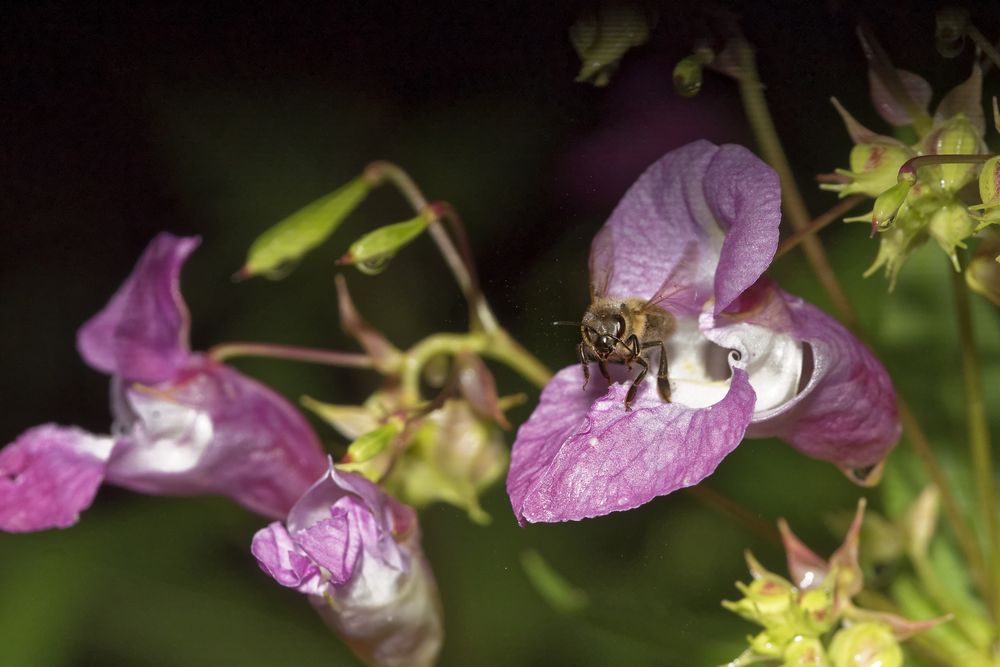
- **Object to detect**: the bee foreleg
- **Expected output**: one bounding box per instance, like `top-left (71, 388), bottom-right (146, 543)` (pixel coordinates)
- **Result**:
top-left (642, 340), bottom-right (671, 403)
top-left (622, 334), bottom-right (640, 369)
top-left (624, 354), bottom-right (649, 411)
top-left (578, 342), bottom-right (592, 390)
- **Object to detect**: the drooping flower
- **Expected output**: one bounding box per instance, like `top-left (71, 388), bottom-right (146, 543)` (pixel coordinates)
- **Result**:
top-left (0, 233), bottom-right (328, 532)
top-left (507, 141), bottom-right (900, 524)
top-left (252, 462), bottom-right (443, 667)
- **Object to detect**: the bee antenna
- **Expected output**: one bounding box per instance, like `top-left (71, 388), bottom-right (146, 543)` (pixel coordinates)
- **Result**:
top-left (551, 320), bottom-right (579, 326)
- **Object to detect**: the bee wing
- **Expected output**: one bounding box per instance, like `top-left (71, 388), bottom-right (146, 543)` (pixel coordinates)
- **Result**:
top-left (643, 241), bottom-right (709, 315)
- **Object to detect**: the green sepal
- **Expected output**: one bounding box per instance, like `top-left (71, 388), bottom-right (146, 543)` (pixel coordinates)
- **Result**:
top-left (345, 419), bottom-right (404, 464)
top-left (339, 214), bottom-right (430, 275)
top-left (241, 177), bottom-right (371, 279)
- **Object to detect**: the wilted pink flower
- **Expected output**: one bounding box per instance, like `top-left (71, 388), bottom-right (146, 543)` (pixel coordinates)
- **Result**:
top-left (0, 233), bottom-right (327, 531)
top-left (252, 462), bottom-right (443, 667)
top-left (507, 141), bottom-right (900, 524)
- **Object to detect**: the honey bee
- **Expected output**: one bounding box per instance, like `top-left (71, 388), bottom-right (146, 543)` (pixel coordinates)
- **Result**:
top-left (579, 297), bottom-right (675, 411)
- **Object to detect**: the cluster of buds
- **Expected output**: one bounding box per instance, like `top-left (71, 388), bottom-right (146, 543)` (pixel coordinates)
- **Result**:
top-left (822, 38), bottom-right (991, 288)
top-left (300, 276), bottom-right (510, 525)
top-left (723, 500), bottom-right (943, 667)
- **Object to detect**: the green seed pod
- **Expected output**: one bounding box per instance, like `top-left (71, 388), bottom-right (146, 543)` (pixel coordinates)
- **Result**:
top-left (871, 180), bottom-right (914, 231)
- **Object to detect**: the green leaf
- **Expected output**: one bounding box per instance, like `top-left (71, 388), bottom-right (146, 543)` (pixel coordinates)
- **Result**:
top-left (339, 214), bottom-right (430, 275)
top-left (241, 176), bottom-right (371, 279)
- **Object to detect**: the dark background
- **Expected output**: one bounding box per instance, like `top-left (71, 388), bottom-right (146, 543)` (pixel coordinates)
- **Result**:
top-left (1, 2), bottom-right (999, 665)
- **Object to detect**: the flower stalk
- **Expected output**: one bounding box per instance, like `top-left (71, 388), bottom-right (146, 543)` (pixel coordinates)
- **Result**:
top-left (208, 341), bottom-right (375, 368)
top-left (952, 265), bottom-right (1000, 631)
top-left (731, 34), bottom-right (859, 329)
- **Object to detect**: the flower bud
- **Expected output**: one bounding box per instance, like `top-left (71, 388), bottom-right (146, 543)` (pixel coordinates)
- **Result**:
top-left (569, 1), bottom-right (656, 87)
top-left (924, 115), bottom-right (985, 193)
top-left (828, 622), bottom-right (902, 667)
top-left (823, 144), bottom-right (911, 198)
top-left (338, 214), bottom-right (431, 275)
top-left (673, 56), bottom-right (703, 97)
top-left (783, 635), bottom-right (829, 666)
top-left (973, 155), bottom-right (1000, 230)
top-left (725, 574), bottom-right (797, 628)
top-left (935, 7), bottom-right (969, 58)
top-left (966, 230), bottom-right (1000, 306)
top-left (928, 202), bottom-right (975, 270)
top-left (385, 400), bottom-right (507, 524)
top-left (797, 586), bottom-right (837, 635)
top-left (749, 629), bottom-right (792, 659)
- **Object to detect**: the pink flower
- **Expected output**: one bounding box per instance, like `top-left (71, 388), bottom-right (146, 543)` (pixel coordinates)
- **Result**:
top-left (252, 463), bottom-right (443, 667)
top-left (0, 233), bottom-right (328, 531)
top-left (507, 141), bottom-right (900, 524)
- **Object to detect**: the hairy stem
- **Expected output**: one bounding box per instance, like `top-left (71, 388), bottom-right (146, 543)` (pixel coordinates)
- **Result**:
top-left (952, 266), bottom-right (1000, 630)
top-left (732, 36), bottom-right (858, 329)
top-left (207, 341), bottom-right (374, 368)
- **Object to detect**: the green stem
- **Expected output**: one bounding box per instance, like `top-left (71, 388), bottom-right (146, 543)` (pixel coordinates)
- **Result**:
top-left (911, 551), bottom-right (993, 650)
top-left (731, 35), bottom-right (858, 329)
top-left (899, 399), bottom-right (994, 611)
top-left (952, 265), bottom-right (1000, 631)
top-left (968, 25), bottom-right (1000, 73)
top-left (400, 330), bottom-right (552, 405)
top-left (365, 161), bottom-right (498, 332)
top-left (207, 341), bottom-right (374, 368)
top-left (773, 195), bottom-right (866, 260)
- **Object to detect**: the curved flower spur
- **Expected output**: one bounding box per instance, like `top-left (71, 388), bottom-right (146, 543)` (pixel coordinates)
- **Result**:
top-left (507, 141), bottom-right (901, 525)
top-left (0, 233), bottom-right (328, 531)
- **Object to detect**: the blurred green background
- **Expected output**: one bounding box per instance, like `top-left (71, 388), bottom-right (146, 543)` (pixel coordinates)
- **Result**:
top-left (2, 2), bottom-right (999, 665)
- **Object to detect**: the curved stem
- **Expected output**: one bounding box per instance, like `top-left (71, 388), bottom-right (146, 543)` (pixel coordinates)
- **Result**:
top-left (952, 266), bottom-right (1000, 631)
top-left (207, 341), bottom-right (374, 368)
top-left (774, 195), bottom-right (866, 260)
top-left (365, 161), bottom-right (497, 331)
top-left (732, 35), bottom-right (858, 329)
top-left (897, 154), bottom-right (995, 182)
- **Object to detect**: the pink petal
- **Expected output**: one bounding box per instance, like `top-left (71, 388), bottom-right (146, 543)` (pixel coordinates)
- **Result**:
top-left (0, 424), bottom-right (113, 532)
top-left (741, 287), bottom-right (900, 469)
top-left (77, 233), bottom-right (198, 384)
top-left (294, 497), bottom-right (368, 586)
top-left (251, 522), bottom-right (320, 590)
top-left (588, 141), bottom-right (780, 316)
top-left (869, 68), bottom-right (932, 127)
top-left (106, 356), bottom-right (327, 519)
top-left (778, 517), bottom-right (829, 590)
top-left (508, 365), bottom-right (756, 524)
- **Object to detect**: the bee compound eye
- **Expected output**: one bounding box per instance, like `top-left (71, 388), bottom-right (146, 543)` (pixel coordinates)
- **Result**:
top-left (614, 314), bottom-right (626, 337)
